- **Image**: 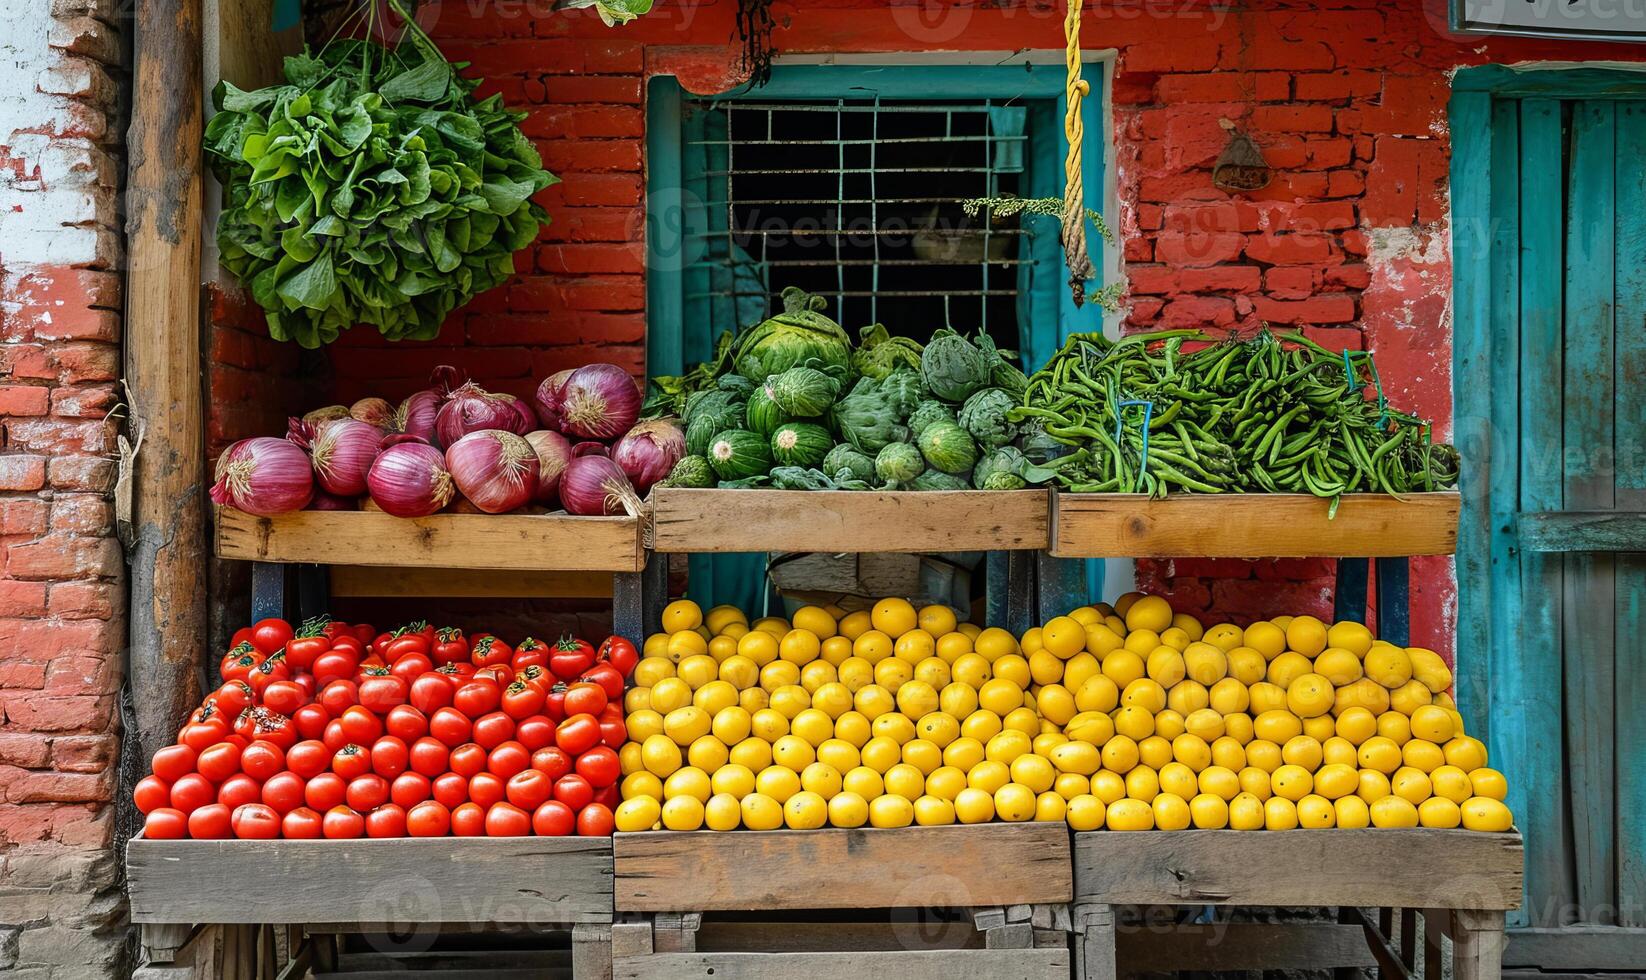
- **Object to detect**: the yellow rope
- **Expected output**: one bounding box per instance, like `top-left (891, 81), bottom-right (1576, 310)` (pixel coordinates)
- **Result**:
top-left (1061, 0), bottom-right (1095, 306)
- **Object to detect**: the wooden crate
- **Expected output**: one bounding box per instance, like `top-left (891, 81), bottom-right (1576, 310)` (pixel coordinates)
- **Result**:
top-left (126, 835), bottom-right (614, 927)
top-left (1070, 828), bottom-right (1523, 980)
top-left (1051, 491), bottom-right (1461, 558)
top-left (214, 506), bottom-right (645, 572)
top-left (648, 488), bottom-right (1052, 554)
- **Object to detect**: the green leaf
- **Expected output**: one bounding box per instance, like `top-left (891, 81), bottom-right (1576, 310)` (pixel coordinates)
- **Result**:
top-left (380, 58), bottom-right (452, 104)
top-left (478, 176), bottom-right (535, 215)
top-left (277, 252), bottom-right (337, 311)
top-left (217, 80), bottom-right (279, 113)
top-left (555, 0), bottom-right (654, 26)
top-left (283, 52), bottom-right (327, 88)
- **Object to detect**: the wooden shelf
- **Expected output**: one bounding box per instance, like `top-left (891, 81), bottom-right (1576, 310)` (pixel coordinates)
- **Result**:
top-left (126, 835), bottom-right (613, 925)
top-left (613, 823), bottom-right (1070, 913)
top-left (648, 488), bottom-right (1052, 554)
top-left (1051, 491), bottom-right (1461, 559)
top-left (215, 506), bottom-right (646, 572)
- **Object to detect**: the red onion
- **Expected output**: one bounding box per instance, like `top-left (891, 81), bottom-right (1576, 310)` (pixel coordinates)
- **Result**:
top-left (393, 389), bottom-right (442, 446)
top-left (303, 405), bottom-right (349, 427)
top-left (612, 418), bottom-right (685, 495)
top-left (308, 490), bottom-right (356, 511)
top-left (309, 418), bottom-right (382, 497)
top-left (350, 397), bottom-right (394, 429)
top-left (525, 430), bottom-right (574, 505)
top-left (436, 381), bottom-right (530, 447)
top-left (445, 430), bottom-right (540, 514)
top-left (532, 368), bottom-right (576, 430)
top-left (367, 442), bottom-right (455, 518)
top-left (508, 395), bottom-right (538, 434)
top-left (210, 438), bottom-right (314, 515)
top-left (561, 452), bottom-right (641, 517)
top-left (558, 363), bottom-right (642, 440)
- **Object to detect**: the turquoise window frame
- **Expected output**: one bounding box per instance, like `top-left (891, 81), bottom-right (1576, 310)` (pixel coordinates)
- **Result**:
top-left (645, 63), bottom-right (1109, 611)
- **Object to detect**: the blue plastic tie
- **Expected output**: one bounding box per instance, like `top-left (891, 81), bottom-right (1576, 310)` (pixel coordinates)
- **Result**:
top-left (1113, 399), bottom-right (1154, 492)
top-left (1341, 350), bottom-right (1389, 428)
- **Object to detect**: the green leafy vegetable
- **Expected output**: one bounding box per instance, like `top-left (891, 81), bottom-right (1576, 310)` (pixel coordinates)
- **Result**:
top-left (958, 387), bottom-right (1019, 448)
top-left (916, 419), bottom-right (979, 475)
top-left (874, 442), bottom-right (924, 486)
top-left (822, 444), bottom-right (876, 484)
top-left (553, 0), bottom-right (655, 26)
top-left (920, 328), bottom-right (993, 402)
top-left (662, 455), bottom-right (715, 488)
top-left (851, 323), bottom-right (924, 380)
top-left (831, 376), bottom-right (901, 454)
top-left (734, 287), bottom-right (852, 382)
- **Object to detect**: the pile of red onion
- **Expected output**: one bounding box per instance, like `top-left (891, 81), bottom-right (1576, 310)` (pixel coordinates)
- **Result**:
top-left (211, 362), bottom-right (680, 518)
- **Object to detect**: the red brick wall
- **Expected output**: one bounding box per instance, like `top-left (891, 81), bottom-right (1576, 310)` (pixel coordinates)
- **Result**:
top-left (0, 0), bottom-right (129, 974)
top-left (207, 0), bottom-right (1646, 655)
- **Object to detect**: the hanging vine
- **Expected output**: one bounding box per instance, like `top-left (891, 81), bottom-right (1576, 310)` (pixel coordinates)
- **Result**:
top-left (736, 0), bottom-right (777, 88)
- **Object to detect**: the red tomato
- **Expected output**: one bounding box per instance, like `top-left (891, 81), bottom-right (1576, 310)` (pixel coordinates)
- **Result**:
top-left (471, 636), bottom-right (513, 670)
top-left (134, 775), bottom-right (171, 813)
top-left (516, 715), bottom-right (556, 751)
top-left (346, 774), bottom-right (390, 812)
top-left (261, 772), bottom-right (307, 814)
top-left (549, 637), bottom-right (594, 680)
top-left (291, 673), bottom-right (316, 701)
top-left (597, 636), bottom-right (639, 678)
top-left (500, 681), bottom-right (546, 720)
top-left (516, 664), bottom-right (551, 692)
top-left (261, 681), bottom-right (306, 717)
top-left (409, 737), bottom-right (450, 778)
top-left (409, 673), bottom-right (454, 715)
top-left (195, 742), bottom-right (242, 782)
top-left (448, 743), bottom-right (487, 778)
top-left (511, 637), bottom-right (549, 673)
top-left (563, 682), bottom-right (608, 718)
top-left (237, 741), bottom-right (283, 780)
top-left (389, 653), bottom-right (433, 682)
top-left (366, 803), bottom-right (407, 838)
top-left (143, 807), bottom-right (188, 840)
top-left (485, 802), bottom-right (531, 837)
top-left (384, 705), bottom-right (428, 742)
top-left (505, 769), bottom-right (552, 810)
top-left (220, 645), bottom-right (261, 683)
top-left (286, 635), bottom-right (330, 672)
top-left (215, 680), bottom-right (254, 718)
top-left (532, 799), bottom-right (576, 837)
top-left (575, 746), bottom-right (620, 788)
top-left (370, 736), bottom-right (409, 779)
top-left (451, 802), bottom-right (486, 837)
top-left (543, 683), bottom-right (568, 721)
top-left (487, 741), bottom-right (530, 780)
top-left (283, 740), bottom-right (328, 779)
top-left (433, 627), bottom-right (467, 667)
top-left (292, 704), bottom-right (330, 740)
top-left (250, 618), bottom-right (294, 655)
top-left (385, 634), bottom-right (430, 663)
top-left (179, 719), bottom-right (230, 752)
top-left (188, 802), bottom-right (233, 839)
top-left (231, 626), bottom-right (256, 648)
top-left (305, 772), bottom-right (346, 812)
top-left (359, 675), bottom-right (409, 714)
top-left (576, 802), bottom-right (614, 837)
top-left (331, 744), bottom-right (371, 780)
top-left (593, 782), bottom-right (620, 811)
top-left (407, 800), bottom-right (451, 838)
top-left (322, 719), bottom-right (349, 753)
top-left (580, 663), bottom-right (624, 701)
top-left (473, 664), bottom-right (513, 686)
top-left (437, 662), bottom-right (477, 683)
top-left (428, 706), bottom-right (473, 748)
top-left (239, 707), bottom-right (297, 750)
top-left (432, 772), bottom-right (469, 809)
top-left (231, 802), bottom-right (282, 839)
top-left (453, 680), bottom-right (501, 719)
top-left (390, 772), bottom-right (431, 808)
top-left (217, 774), bottom-right (262, 810)
top-left (246, 651), bottom-right (291, 696)
top-left (151, 743), bottom-right (196, 783)
top-left (599, 714), bottom-right (627, 749)
top-left (323, 806), bottom-right (365, 839)
top-left (282, 806), bottom-right (324, 839)
top-left (313, 649), bottom-right (360, 688)
top-left (555, 714), bottom-right (601, 756)
top-left (468, 772), bottom-right (506, 809)
top-left (472, 711), bottom-right (516, 750)
top-left (338, 706), bottom-right (383, 745)
top-left (552, 774), bottom-right (594, 811)
top-left (351, 624), bottom-right (376, 645)
top-left (319, 680), bottom-right (359, 716)
top-left (530, 746), bottom-right (573, 781)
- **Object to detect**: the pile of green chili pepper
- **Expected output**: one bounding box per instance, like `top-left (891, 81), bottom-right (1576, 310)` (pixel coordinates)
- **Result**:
top-left (1008, 329), bottom-right (1460, 510)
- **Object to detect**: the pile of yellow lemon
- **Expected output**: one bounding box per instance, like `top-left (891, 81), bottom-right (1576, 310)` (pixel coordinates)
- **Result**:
top-left (612, 593), bottom-right (1514, 834)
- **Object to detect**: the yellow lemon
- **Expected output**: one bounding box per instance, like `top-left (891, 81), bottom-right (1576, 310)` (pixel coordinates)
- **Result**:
top-left (1253, 709), bottom-right (1303, 744)
top-left (916, 604), bottom-right (957, 638)
top-left (826, 790), bottom-right (868, 828)
top-left (871, 597), bottom-right (917, 638)
top-left (1102, 650), bottom-right (1146, 688)
top-left (1313, 648), bottom-right (1363, 685)
top-left (664, 706), bottom-right (712, 746)
top-left (749, 708), bottom-right (789, 742)
top-left (1041, 616), bottom-right (1086, 658)
top-left (1244, 622), bottom-right (1287, 660)
top-left (1248, 682), bottom-right (1288, 716)
top-left (873, 658), bottom-right (913, 691)
top-left (1470, 767), bottom-right (1508, 801)
top-left (1153, 792), bottom-right (1192, 830)
top-left (1101, 735), bottom-right (1140, 774)
top-left (1074, 674), bottom-right (1120, 715)
top-left (1183, 708), bottom-right (1225, 743)
top-left (1267, 652), bottom-right (1314, 689)
top-left (678, 654), bottom-right (719, 689)
top-left (1154, 709), bottom-right (1187, 741)
top-left (1389, 679), bottom-right (1432, 716)
top-left (1033, 684), bottom-right (1076, 727)
top-left (1159, 627), bottom-right (1192, 653)
top-left (1245, 739), bottom-right (1282, 773)
top-left (820, 635), bottom-right (854, 667)
top-left (791, 606), bottom-right (837, 639)
top-left (993, 782), bottom-right (1036, 822)
top-left (740, 792), bottom-right (784, 830)
top-left (1173, 613), bottom-right (1205, 641)
top-left (1227, 647), bottom-right (1267, 686)
top-left (1123, 678), bottom-right (1169, 714)
top-left (853, 630), bottom-right (893, 665)
top-left (893, 680), bottom-right (938, 719)
top-left (1460, 797), bottom-right (1514, 832)
top-left (833, 711), bottom-right (871, 748)
top-left (1326, 621), bottom-right (1374, 657)
top-left (1138, 735), bottom-right (1174, 770)
top-left (883, 763), bottom-right (925, 800)
top-left (914, 657), bottom-right (951, 691)
top-left (816, 738), bottom-right (860, 774)
top-left (1210, 736), bottom-right (1246, 771)
top-left (943, 736), bottom-right (985, 772)
top-left (1430, 765), bottom-right (1473, 804)
top-left (1357, 769), bottom-right (1392, 806)
top-left (912, 794), bottom-right (956, 826)
top-left (1084, 625), bottom-right (1123, 659)
top-left (838, 610), bottom-right (873, 641)
top-left (760, 661), bottom-right (801, 693)
top-left (810, 682), bottom-right (854, 720)
top-left (621, 770), bottom-right (663, 802)
top-left (661, 795), bottom-right (706, 831)
top-left (939, 680), bottom-right (979, 718)
top-left (1334, 794), bottom-right (1371, 828)
top-left (902, 738), bottom-right (943, 775)
top-left (894, 630), bottom-right (936, 666)
top-left (1410, 704), bottom-right (1456, 743)
top-left (641, 734), bottom-right (683, 778)
top-left (1106, 798), bottom-right (1155, 831)
top-left (1286, 615), bottom-right (1328, 657)
top-left (710, 763), bottom-right (756, 799)
top-left (1271, 764), bottom-right (1313, 802)
top-left (705, 603), bottom-right (747, 635)
top-left (1297, 794), bottom-right (1336, 828)
top-left (853, 684), bottom-right (895, 720)
top-left (1418, 796), bottom-right (1462, 828)
top-left (869, 793), bottom-right (914, 828)
top-left (1171, 733), bottom-right (1213, 772)
top-left (1049, 740), bottom-right (1102, 776)
top-left (736, 629), bottom-right (779, 667)
top-left (729, 737), bottom-right (771, 772)
top-left (1314, 763), bottom-right (1358, 800)
top-left (1335, 678), bottom-right (1391, 716)
top-left (1091, 771), bottom-right (1127, 805)
top-left (1034, 791), bottom-right (1067, 823)
top-left (754, 617), bottom-right (792, 638)
top-left (925, 765), bottom-right (968, 801)
top-left (768, 684), bottom-right (810, 720)
top-left (1165, 680), bottom-right (1208, 716)
top-left (1443, 735), bottom-right (1488, 772)
top-left (614, 797), bottom-right (661, 832)
top-left (667, 631), bottom-right (708, 662)
top-left (687, 736), bottom-right (729, 773)
top-left (860, 736), bottom-right (901, 773)
top-left (1182, 643), bottom-right (1229, 686)
top-left (1126, 595), bottom-right (1174, 633)
top-left (634, 656), bottom-right (676, 687)
top-left (974, 627), bottom-right (1019, 662)
top-left (954, 786), bottom-right (996, 824)
top-left (1159, 761), bottom-right (1198, 799)
top-left (992, 654), bottom-right (1032, 690)
top-left (1377, 710), bottom-right (1412, 746)
top-left (1146, 647), bottom-right (1187, 687)
top-left (967, 759), bottom-right (1011, 794)
top-left (1203, 623), bottom-right (1245, 652)
top-left (1264, 796), bottom-right (1299, 830)
top-left (1392, 766), bottom-right (1432, 805)
top-left (1190, 792), bottom-right (1230, 829)
top-left (662, 599), bottom-right (703, 633)
top-left (1065, 794), bottom-right (1105, 830)
top-left (1229, 792), bottom-right (1266, 830)
top-left (1408, 647), bottom-right (1453, 693)
top-left (841, 766), bottom-right (883, 799)
top-left (1364, 645), bottom-right (1414, 689)
top-left (1198, 765), bottom-right (1240, 801)
top-left (1370, 795), bottom-right (1420, 828)
top-left (718, 654), bottom-right (760, 691)
top-left (837, 658), bottom-right (875, 693)
top-left (1010, 753), bottom-right (1056, 794)
top-left (755, 766), bottom-right (801, 804)
top-left (1402, 738), bottom-right (1445, 774)
top-left (917, 711), bottom-right (960, 748)
top-left (1334, 706), bottom-right (1377, 745)
top-left (789, 709), bottom-right (833, 747)
top-left (978, 678), bottom-right (1024, 716)
top-left (1054, 772), bottom-right (1091, 800)
top-left (952, 653), bottom-right (992, 690)
top-left (1281, 735), bottom-right (1323, 771)
top-left (873, 712), bottom-right (916, 745)
top-left (1286, 673), bottom-right (1333, 718)
top-left (1357, 736), bottom-right (1402, 775)
top-left (779, 629), bottom-right (821, 667)
top-left (1066, 713), bottom-right (1115, 749)
top-left (1111, 705), bottom-right (1153, 742)
top-left (936, 631), bottom-right (974, 664)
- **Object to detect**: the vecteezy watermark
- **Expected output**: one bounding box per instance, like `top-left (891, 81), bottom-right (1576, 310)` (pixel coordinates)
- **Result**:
top-left (888, 0), bottom-right (1230, 45)
top-left (1446, 0), bottom-right (1646, 40)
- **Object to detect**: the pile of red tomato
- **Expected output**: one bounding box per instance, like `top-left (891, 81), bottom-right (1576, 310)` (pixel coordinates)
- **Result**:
top-left (134, 616), bottom-right (638, 839)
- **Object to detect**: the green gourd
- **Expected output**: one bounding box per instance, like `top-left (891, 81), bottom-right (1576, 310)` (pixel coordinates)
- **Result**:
top-left (706, 429), bottom-right (772, 481)
top-left (875, 442), bottom-right (924, 486)
top-left (917, 419), bottom-right (979, 475)
top-left (770, 422), bottom-right (833, 468)
top-left (745, 382), bottom-right (793, 438)
top-left (663, 454), bottom-right (715, 488)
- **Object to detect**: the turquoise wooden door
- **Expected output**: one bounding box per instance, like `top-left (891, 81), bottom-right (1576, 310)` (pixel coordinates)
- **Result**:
top-left (1454, 72), bottom-right (1646, 950)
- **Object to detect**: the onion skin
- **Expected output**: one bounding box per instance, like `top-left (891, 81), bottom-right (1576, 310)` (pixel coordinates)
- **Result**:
top-left (508, 395), bottom-right (538, 434)
top-left (367, 442), bottom-right (455, 518)
top-left (436, 381), bottom-right (530, 447)
top-left (525, 430), bottom-right (574, 506)
top-left (612, 418), bottom-right (685, 495)
top-left (308, 490), bottom-right (356, 511)
top-left (309, 418), bottom-right (381, 497)
top-left (532, 368), bottom-right (576, 431)
top-left (303, 405), bottom-right (350, 427)
top-left (210, 437), bottom-right (314, 516)
top-left (445, 430), bottom-right (540, 514)
top-left (350, 397), bottom-right (395, 429)
top-left (560, 453), bottom-right (641, 516)
top-left (558, 363), bottom-right (642, 440)
top-left (393, 389), bottom-right (442, 447)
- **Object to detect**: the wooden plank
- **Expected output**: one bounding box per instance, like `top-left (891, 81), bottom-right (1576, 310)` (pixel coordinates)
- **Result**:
top-left (1562, 99), bottom-right (1619, 927)
top-left (1050, 493), bottom-right (1460, 559)
top-left (613, 824), bottom-right (1071, 912)
top-left (649, 489), bottom-right (1051, 554)
top-left (1506, 925), bottom-right (1646, 970)
top-left (328, 565), bottom-right (614, 599)
top-left (693, 920), bottom-right (987, 953)
top-left (1613, 99), bottom-right (1646, 930)
top-left (127, 836), bottom-right (612, 925)
top-left (1072, 904), bottom-right (1116, 980)
top-left (613, 948), bottom-right (1067, 980)
top-left (1517, 511), bottom-right (1646, 552)
top-left (1451, 909), bottom-right (1505, 980)
top-left (215, 507), bottom-right (645, 572)
top-left (1513, 97), bottom-right (1573, 929)
top-left (1116, 923), bottom-right (1376, 972)
top-left (1072, 829), bottom-right (1523, 910)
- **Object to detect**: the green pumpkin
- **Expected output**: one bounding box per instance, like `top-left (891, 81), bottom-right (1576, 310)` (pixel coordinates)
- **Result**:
top-left (706, 429), bottom-right (772, 481)
top-left (769, 363), bottom-right (840, 418)
top-left (917, 419), bottom-right (979, 475)
top-left (981, 471), bottom-right (1028, 490)
top-left (875, 442), bottom-right (924, 486)
top-left (907, 399), bottom-right (958, 438)
top-left (909, 468), bottom-right (971, 491)
top-left (822, 444), bottom-right (876, 484)
top-left (745, 382), bottom-right (793, 438)
top-left (770, 422), bottom-right (833, 468)
top-left (663, 454), bottom-right (715, 489)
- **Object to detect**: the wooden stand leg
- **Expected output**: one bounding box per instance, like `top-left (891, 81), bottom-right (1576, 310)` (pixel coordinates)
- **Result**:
top-left (1073, 902), bottom-right (1117, 980)
top-left (572, 922), bottom-right (614, 980)
top-left (652, 912), bottom-right (700, 953)
top-left (296, 564), bottom-right (329, 621)
top-left (613, 553), bottom-right (664, 646)
top-left (251, 562), bottom-right (286, 622)
top-left (1422, 909), bottom-right (1447, 980)
top-left (985, 551), bottom-right (1010, 627)
top-left (1450, 909), bottom-right (1504, 980)
top-left (1006, 551), bottom-right (1037, 635)
top-left (1335, 557), bottom-right (1369, 623)
top-left (1376, 557), bottom-right (1411, 645)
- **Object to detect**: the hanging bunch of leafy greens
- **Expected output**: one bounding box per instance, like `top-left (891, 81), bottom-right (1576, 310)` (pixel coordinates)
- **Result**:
top-left (204, 6), bottom-right (556, 348)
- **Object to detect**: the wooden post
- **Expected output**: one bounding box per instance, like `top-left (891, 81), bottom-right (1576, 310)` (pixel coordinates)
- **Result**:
top-left (125, 0), bottom-right (207, 757)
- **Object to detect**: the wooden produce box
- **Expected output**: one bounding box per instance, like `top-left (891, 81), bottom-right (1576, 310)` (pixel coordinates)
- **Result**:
top-left (648, 488), bottom-right (1052, 554)
top-left (1051, 491), bottom-right (1461, 559)
top-left (125, 835), bottom-right (614, 927)
top-left (215, 505), bottom-right (646, 572)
